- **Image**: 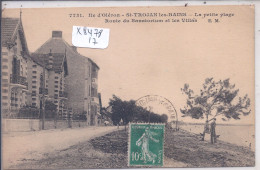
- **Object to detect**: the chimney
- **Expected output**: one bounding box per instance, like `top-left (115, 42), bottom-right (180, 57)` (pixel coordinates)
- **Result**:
top-left (52, 31), bottom-right (62, 38)
top-left (48, 49), bottom-right (53, 69)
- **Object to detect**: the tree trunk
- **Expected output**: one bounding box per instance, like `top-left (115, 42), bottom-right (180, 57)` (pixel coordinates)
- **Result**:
top-left (201, 114), bottom-right (209, 141)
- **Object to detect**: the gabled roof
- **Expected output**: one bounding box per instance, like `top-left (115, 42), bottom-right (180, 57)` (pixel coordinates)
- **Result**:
top-left (31, 53), bottom-right (68, 75)
top-left (1, 18), bottom-right (19, 44)
top-left (1, 18), bottom-right (30, 56)
top-left (34, 33), bottom-right (99, 69)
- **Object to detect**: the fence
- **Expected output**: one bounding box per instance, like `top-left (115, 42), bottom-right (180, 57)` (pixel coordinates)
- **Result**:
top-left (2, 107), bottom-right (103, 132)
top-left (2, 119), bottom-right (40, 132)
top-left (2, 118), bottom-right (91, 132)
top-left (42, 119), bottom-right (89, 130)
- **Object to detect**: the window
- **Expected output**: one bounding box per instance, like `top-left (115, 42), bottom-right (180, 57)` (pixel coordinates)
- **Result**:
top-left (32, 93), bottom-right (36, 96)
top-left (32, 86), bottom-right (36, 88)
top-left (32, 65), bottom-right (37, 68)
top-left (2, 79), bottom-right (8, 83)
top-left (55, 85), bottom-right (58, 88)
top-left (2, 96), bottom-right (8, 99)
top-left (32, 98), bottom-right (36, 101)
top-left (32, 76), bottom-right (37, 79)
top-left (91, 87), bottom-right (98, 97)
top-left (55, 76), bottom-right (59, 79)
top-left (20, 65), bottom-right (23, 75)
top-left (32, 81), bottom-right (36, 84)
top-left (32, 103), bottom-right (36, 106)
top-left (32, 71), bottom-right (37, 74)
top-left (55, 81), bottom-right (59, 83)
top-left (2, 58), bottom-right (8, 62)
top-left (2, 72), bottom-right (8, 76)
top-left (2, 65), bottom-right (8, 69)
top-left (55, 90), bottom-right (59, 92)
top-left (2, 89), bottom-right (8, 93)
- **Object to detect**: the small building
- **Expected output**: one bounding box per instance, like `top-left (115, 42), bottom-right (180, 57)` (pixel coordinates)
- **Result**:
top-left (1, 18), bottom-right (30, 117)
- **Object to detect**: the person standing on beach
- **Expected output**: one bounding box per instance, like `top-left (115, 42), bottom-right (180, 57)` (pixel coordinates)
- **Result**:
top-left (210, 118), bottom-right (217, 144)
top-left (201, 120), bottom-right (210, 141)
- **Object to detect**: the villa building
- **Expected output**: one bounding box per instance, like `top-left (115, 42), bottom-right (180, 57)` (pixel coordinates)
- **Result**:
top-left (33, 31), bottom-right (101, 125)
top-left (1, 18), bottom-right (30, 116)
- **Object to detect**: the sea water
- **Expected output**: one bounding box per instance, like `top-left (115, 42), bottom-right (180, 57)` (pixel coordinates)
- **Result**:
top-left (179, 124), bottom-right (255, 151)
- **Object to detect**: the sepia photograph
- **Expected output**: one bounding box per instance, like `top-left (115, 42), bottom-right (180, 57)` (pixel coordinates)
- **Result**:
top-left (1, 3), bottom-right (255, 169)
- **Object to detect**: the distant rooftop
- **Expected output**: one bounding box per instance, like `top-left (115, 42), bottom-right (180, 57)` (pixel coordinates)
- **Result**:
top-left (35, 31), bottom-right (99, 69)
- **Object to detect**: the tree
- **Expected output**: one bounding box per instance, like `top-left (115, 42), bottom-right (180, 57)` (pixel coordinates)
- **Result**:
top-left (180, 78), bottom-right (251, 140)
top-left (109, 95), bottom-right (135, 125)
top-left (45, 100), bottom-right (57, 118)
top-left (161, 114), bottom-right (168, 123)
top-left (109, 95), bottom-right (168, 125)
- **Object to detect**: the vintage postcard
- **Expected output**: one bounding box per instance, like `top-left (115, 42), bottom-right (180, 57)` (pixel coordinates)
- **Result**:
top-left (1, 4), bottom-right (255, 169)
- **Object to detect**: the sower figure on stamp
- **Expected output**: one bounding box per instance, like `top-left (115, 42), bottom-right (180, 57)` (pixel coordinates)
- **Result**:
top-left (210, 118), bottom-right (217, 144)
top-left (136, 127), bottom-right (159, 164)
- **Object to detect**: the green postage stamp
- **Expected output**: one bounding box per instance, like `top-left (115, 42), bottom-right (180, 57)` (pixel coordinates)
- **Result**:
top-left (128, 123), bottom-right (165, 166)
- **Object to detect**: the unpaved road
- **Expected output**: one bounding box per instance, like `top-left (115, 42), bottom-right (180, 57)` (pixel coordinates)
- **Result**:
top-left (2, 126), bottom-right (118, 169)
top-left (9, 129), bottom-right (189, 169)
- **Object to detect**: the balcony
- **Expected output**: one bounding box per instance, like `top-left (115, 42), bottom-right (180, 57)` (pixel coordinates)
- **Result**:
top-left (39, 87), bottom-right (48, 95)
top-left (59, 91), bottom-right (68, 98)
top-left (10, 74), bottom-right (28, 88)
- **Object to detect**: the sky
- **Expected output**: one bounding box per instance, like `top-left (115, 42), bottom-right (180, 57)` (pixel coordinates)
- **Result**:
top-left (2, 6), bottom-right (255, 124)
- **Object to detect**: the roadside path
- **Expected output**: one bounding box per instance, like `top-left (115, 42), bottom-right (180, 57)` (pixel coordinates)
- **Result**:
top-left (2, 126), bottom-right (118, 168)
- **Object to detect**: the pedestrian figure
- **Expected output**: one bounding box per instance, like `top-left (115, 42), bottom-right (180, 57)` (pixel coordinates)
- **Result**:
top-left (201, 120), bottom-right (210, 141)
top-left (210, 118), bottom-right (217, 144)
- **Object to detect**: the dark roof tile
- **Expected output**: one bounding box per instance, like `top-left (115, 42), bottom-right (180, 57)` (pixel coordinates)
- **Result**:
top-left (1, 18), bottom-right (20, 46)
